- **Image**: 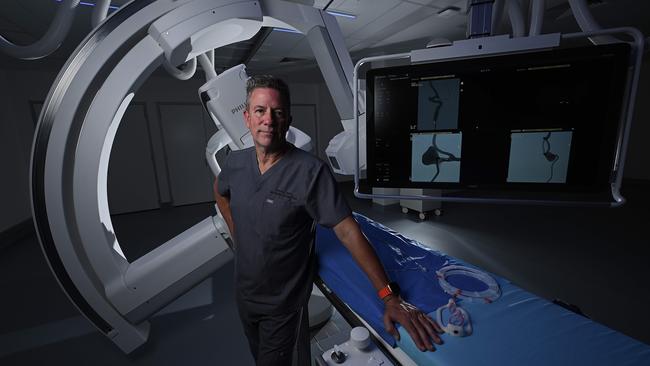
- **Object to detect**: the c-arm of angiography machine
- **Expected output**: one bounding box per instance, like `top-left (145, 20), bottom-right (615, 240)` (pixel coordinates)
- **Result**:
top-left (29, 0), bottom-right (362, 353)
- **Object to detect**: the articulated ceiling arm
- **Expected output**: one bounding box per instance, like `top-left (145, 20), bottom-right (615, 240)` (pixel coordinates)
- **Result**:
top-left (305, 11), bottom-right (356, 120)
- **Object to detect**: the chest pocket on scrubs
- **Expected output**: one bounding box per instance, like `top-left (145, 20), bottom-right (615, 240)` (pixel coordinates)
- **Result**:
top-left (256, 191), bottom-right (302, 239)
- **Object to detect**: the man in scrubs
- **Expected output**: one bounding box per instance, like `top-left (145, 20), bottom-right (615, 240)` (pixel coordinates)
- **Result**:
top-left (214, 75), bottom-right (443, 366)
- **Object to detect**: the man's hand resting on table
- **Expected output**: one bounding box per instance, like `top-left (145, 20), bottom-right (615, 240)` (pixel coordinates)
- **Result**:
top-left (383, 295), bottom-right (444, 352)
top-left (331, 216), bottom-right (445, 351)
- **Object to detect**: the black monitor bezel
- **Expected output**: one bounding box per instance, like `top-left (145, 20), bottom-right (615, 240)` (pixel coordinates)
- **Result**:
top-left (364, 42), bottom-right (631, 201)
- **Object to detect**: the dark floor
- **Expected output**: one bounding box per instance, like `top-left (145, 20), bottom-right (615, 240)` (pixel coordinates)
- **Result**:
top-left (0, 181), bottom-right (648, 365)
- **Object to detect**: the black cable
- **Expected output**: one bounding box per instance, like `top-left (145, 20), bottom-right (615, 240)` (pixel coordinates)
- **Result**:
top-left (323, 0), bottom-right (334, 11)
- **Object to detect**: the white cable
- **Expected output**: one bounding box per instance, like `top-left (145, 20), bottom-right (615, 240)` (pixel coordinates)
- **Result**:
top-left (198, 53), bottom-right (217, 80)
top-left (436, 298), bottom-right (472, 337)
top-left (91, 0), bottom-right (112, 28)
top-left (162, 57), bottom-right (197, 80)
top-left (436, 265), bottom-right (501, 302)
top-left (529, 0), bottom-right (545, 36)
top-left (0, 0), bottom-right (80, 60)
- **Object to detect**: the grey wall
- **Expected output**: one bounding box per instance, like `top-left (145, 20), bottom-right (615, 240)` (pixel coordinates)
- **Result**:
top-left (107, 102), bottom-right (161, 214)
top-left (0, 69), bottom-right (55, 232)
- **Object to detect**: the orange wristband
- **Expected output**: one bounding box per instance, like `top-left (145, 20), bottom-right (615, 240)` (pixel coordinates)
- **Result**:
top-left (378, 286), bottom-right (392, 300)
top-left (378, 282), bottom-right (400, 300)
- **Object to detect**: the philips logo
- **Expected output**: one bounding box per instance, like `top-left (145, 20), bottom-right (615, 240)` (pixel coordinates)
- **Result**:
top-left (231, 103), bottom-right (246, 115)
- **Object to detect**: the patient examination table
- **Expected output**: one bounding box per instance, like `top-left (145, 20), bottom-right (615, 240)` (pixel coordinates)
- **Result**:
top-left (315, 213), bottom-right (650, 366)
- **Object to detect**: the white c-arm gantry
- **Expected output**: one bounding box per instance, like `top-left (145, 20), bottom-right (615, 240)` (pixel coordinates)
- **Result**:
top-left (30, 0), bottom-right (362, 353)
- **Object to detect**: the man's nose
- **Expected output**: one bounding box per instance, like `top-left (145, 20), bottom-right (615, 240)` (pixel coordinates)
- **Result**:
top-left (261, 110), bottom-right (275, 125)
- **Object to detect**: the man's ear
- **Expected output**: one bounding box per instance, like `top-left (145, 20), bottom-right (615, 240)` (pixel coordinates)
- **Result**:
top-left (284, 115), bottom-right (292, 134)
top-left (243, 110), bottom-right (250, 129)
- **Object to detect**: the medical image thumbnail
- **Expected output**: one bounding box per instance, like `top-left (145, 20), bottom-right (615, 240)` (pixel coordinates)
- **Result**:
top-left (507, 131), bottom-right (572, 183)
top-left (417, 78), bottom-right (460, 131)
top-left (411, 133), bottom-right (462, 183)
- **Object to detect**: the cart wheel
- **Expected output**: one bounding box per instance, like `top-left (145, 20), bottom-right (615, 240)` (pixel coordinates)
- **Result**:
top-left (418, 212), bottom-right (427, 220)
top-left (434, 208), bottom-right (443, 217)
top-left (402, 207), bottom-right (409, 214)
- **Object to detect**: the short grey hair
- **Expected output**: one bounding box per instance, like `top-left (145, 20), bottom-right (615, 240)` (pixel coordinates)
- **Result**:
top-left (245, 75), bottom-right (291, 111)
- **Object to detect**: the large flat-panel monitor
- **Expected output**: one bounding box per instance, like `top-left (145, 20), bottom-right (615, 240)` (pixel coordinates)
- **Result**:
top-left (365, 43), bottom-right (631, 202)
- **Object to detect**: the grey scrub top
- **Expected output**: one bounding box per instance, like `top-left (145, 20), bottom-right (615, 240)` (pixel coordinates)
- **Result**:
top-left (218, 143), bottom-right (351, 314)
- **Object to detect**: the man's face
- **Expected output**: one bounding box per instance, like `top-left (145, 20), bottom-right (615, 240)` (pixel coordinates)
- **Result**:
top-left (244, 87), bottom-right (291, 151)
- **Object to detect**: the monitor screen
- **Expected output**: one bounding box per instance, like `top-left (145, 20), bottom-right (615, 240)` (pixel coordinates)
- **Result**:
top-left (365, 43), bottom-right (631, 201)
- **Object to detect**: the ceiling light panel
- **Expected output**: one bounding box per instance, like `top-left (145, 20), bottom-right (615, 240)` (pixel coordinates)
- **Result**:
top-left (54, 0), bottom-right (119, 10)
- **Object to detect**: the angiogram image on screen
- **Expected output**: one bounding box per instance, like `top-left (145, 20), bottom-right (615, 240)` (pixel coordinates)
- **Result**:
top-left (411, 133), bottom-right (462, 183)
top-left (417, 78), bottom-right (460, 131)
top-left (507, 131), bottom-right (572, 183)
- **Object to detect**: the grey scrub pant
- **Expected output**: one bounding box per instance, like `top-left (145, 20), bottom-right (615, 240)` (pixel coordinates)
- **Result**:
top-left (237, 299), bottom-right (310, 366)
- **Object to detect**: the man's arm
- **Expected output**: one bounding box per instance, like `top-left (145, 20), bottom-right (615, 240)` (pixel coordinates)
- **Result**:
top-left (332, 216), bottom-right (443, 352)
top-left (213, 180), bottom-right (235, 241)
